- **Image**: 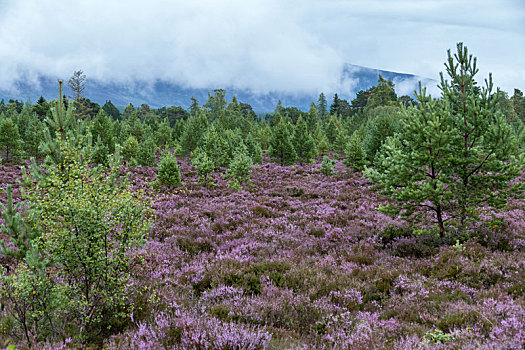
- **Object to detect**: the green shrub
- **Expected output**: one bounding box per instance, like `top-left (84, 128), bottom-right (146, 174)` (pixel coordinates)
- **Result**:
top-left (320, 156), bottom-right (336, 175)
top-left (1, 140), bottom-right (153, 344)
top-left (225, 150), bottom-right (253, 190)
top-left (191, 147), bottom-right (215, 185)
top-left (156, 151), bottom-right (182, 187)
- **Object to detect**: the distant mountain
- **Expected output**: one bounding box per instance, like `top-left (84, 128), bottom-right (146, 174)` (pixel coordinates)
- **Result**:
top-left (0, 64), bottom-right (436, 112)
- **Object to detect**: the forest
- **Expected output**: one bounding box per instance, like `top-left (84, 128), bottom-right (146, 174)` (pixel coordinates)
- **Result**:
top-left (0, 43), bottom-right (525, 349)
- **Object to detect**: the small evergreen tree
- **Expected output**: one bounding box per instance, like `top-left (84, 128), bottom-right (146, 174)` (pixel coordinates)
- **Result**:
top-left (294, 116), bottom-right (317, 164)
top-left (366, 43), bottom-right (524, 236)
top-left (155, 118), bottom-right (172, 149)
top-left (180, 111), bottom-right (208, 154)
top-left (245, 133), bottom-right (263, 164)
top-left (362, 106), bottom-right (401, 163)
top-left (225, 149), bottom-right (253, 190)
top-left (156, 150), bottom-right (182, 187)
top-left (268, 118), bottom-right (297, 166)
top-left (122, 135), bottom-right (139, 162)
top-left (0, 185), bottom-right (33, 260)
top-left (344, 130), bottom-right (367, 171)
top-left (320, 156), bottom-right (336, 175)
top-left (0, 117), bottom-right (21, 162)
top-left (136, 135), bottom-right (157, 166)
top-left (317, 93), bottom-right (328, 118)
top-left (191, 147), bottom-right (215, 185)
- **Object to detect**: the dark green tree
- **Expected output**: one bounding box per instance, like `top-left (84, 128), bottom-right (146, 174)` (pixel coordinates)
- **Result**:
top-left (362, 106), bottom-right (401, 163)
top-left (0, 117), bottom-right (21, 162)
top-left (102, 100), bottom-right (121, 120)
top-left (268, 118), bottom-right (297, 166)
top-left (366, 43), bottom-right (524, 236)
top-left (317, 93), bottom-right (328, 118)
top-left (91, 110), bottom-right (115, 153)
top-left (511, 89), bottom-right (525, 121)
top-left (293, 116), bottom-right (317, 164)
top-left (180, 111), bottom-right (208, 155)
top-left (156, 150), bottom-right (182, 187)
top-left (344, 130), bottom-right (367, 171)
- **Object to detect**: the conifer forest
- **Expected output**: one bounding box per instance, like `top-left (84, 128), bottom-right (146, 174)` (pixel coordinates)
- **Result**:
top-left (1, 44), bottom-right (525, 349)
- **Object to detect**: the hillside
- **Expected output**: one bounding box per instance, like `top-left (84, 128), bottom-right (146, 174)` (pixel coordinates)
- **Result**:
top-left (0, 64), bottom-right (435, 111)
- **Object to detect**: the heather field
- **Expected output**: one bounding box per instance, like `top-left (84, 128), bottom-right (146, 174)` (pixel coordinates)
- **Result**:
top-left (2, 157), bottom-right (524, 349)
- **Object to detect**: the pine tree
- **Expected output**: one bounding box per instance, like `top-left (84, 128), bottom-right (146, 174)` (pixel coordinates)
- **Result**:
top-left (0, 185), bottom-right (34, 260)
top-left (362, 106), bottom-right (401, 163)
top-left (306, 102), bottom-right (321, 134)
top-left (0, 117), bottom-right (21, 162)
top-left (268, 118), bottom-right (297, 166)
top-left (366, 43), bottom-right (524, 236)
top-left (156, 150), bottom-right (182, 187)
top-left (317, 93), bottom-right (328, 118)
top-left (294, 116), bottom-right (317, 164)
top-left (91, 110), bottom-right (115, 154)
top-left (324, 114), bottom-right (342, 147)
top-left (225, 148), bottom-right (253, 189)
top-left (320, 156), bottom-right (336, 175)
top-left (23, 113), bottom-right (44, 158)
top-left (102, 100), bottom-right (121, 120)
top-left (245, 132), bottom-right (263, 164)
top-left (122, 135), bottom-right (139, 161)
top-left (137, 134), bottom-right (157, 166)
top-left (155, 118), bottom-right (172, 149)
top-left (180, 110), bottom-right (208, 154)
top-left (344, 130), bottom-right (367, 171)
top-left (191, 147), bottom-right (215, 185)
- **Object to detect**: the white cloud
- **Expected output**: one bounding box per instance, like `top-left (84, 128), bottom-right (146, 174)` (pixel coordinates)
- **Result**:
top-left (0, 0), bottom-right (523, 96)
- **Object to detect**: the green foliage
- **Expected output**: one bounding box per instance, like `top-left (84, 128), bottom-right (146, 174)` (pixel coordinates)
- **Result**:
top-left (91, 110), bottom-right (115, 154)
top-left (366, 43), bottom-right (524, 236)
top-left (317, 93), bottom-right (328, 118)
top-left (92, 137), bottom-right (109, 165)
top-left (424, 329), bottom-right (458, 345)
top-left (294, 116), bottom-right (317, 164)
top-left (191, 147), bottom-right (215, 185)
top-left (0, 117), bottom-right (21, 162)
top-left (225, 149), bottom-right (253, 189)
top-left (268, 117), bottom-right (297, 166)
top-left (156, 151), bottom-right (182, 187)
top-left (344, 131), bottom-right (367, 171)
top-left (363, 74), bottom-right (398, 112)
top-left (20, 140), bottom-right (152, 342)
top-left (320, 156), bottom-right (336, 176)
top-left (362, 106), bottom-right (401, 163)
top-left (199, 125), bottom-right (231, 169)
top-left (245, 133), bottom-right (263, 164)
top-left (155, 118), bottom-right (172, 149)
top-left (180, 111), bottom-right (208, 154)
top-left (0, 185), bottom-right (33, 260)
top-left (137, 135), bottom-right (157, 166)
top-left (22, 113), bottom-right (44, 158)
top-left (122, 135), bottom-right (139, 161)
top-left (102, 100), bottom-right (121, 120)
top-left (324, 115), bottom-right (342, 146)
top-left (39, 80), bottom-right (88, 167)
top-left (0, 261), bottom-right (64, 346)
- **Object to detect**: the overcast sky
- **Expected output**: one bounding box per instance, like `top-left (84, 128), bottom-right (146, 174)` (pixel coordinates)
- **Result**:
top-left (0, 0), bottom-right (523, 97)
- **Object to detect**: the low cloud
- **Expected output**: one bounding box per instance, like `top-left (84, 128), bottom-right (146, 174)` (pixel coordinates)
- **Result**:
top-left (0, 0), bottom-right (523, 97)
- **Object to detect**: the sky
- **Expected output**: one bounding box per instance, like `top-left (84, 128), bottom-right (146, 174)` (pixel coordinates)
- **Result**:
top-left (0, 0), bottom-right (523, 98)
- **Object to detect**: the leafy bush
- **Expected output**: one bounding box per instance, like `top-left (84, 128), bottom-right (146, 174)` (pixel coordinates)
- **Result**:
top-left (0, 140), bottom-right (152, 345)
top-left (121, 135), bottom-right (139, 161)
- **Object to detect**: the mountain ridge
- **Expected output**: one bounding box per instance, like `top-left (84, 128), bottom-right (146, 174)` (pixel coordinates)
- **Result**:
top-left (0, 64), bottom-right (437, 112)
